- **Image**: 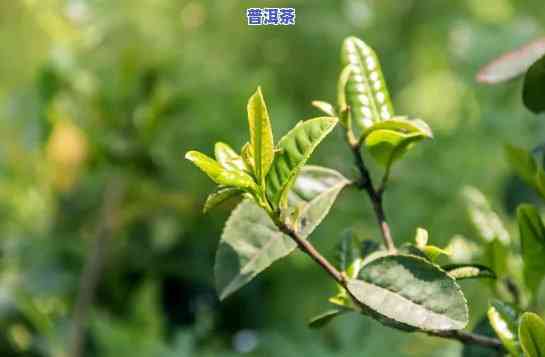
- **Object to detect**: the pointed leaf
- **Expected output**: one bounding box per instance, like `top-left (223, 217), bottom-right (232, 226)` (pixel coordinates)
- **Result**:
top-left (519, 312), bottom-right (545, 357)
top-left (477, 37), bottom-right (545, 84)
top-left (517, 204), bottom-right (545, 293)
top-left (443, 264), bottom-right (496, 281)
top-left (185, 151), bottom-right (256, 190)
top-left (341, 37), bottom-right (394, 130)
top-left (312, 101), bottom-right (337, 117)
top-left (266, 117), bottom-right (338, 208)
top-left (247, 87), bottom-right (274, 184)
top-left (523, 55), bottom-right (545, 114)
top-left (308, 309), bottom-right (347, 329)
top-left (346, 254), bottom-right (468, 331)
top-left (214, 142), bottom-right (248, 172)
top-left (287, 166), bottom-right (350, 237)
top-left (487, 300), bottom-right (522, 356)
top-left (203, 187), bottom-right (242, 214)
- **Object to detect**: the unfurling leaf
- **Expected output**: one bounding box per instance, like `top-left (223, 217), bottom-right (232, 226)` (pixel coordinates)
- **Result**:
top-left (247, 87), bottom-right (275, 185)
top-left (443, 264), bottom-right (496, 281)
top-left (517, 204), bottom-right (545, 294)
top-left (476, 37), bottom-right (545, 84)
top-left (203, 187), bottom-right (242, 214)
top-left (363, 129), bottom-right (425, 168)
top-left (216, 168), bottom-right (347, 300)
top-left (308, 309), bottom-right (347, 329)
top-left (414, 227), bottom-right (450, 262)
top-left (185, 151), bottom-right (256, 190)
top-left (312, 100), bottom-right (337, 117)
top-left (341, 37), bottom-right (394, 130)
top-left (487, 300), bottom-right (522, 356)
top-left (214, 142), bottom-right (248, 172)
top-left (346, 254), bottom-right (468, 331)
top-left (266, 117), bottom-right (338, 208)
top-left (519, 312), bottom-right (545, 357)
top-left (523, 55), bottom-right (545, 114)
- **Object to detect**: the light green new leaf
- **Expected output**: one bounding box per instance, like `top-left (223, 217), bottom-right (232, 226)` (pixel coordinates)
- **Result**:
top-left (414, 227), bottom-right (450, 262)
top-left (443, 264), bottom-right (496, 281)
top-left (308, 309), bottom-right (347, 329)
top-left (287, 166), bottom-right (350, 237)
top-left (312, 101), bottom-right (337, 117)
top-left (216, 167), bottom-right (347, 300)
top-left (203, 187), bottom-right (242, 214)
top-left (519, 312), bottom-right (545, 357)
top-left (505, 144), bottom-right (537, 186)
top-left (341, 36), bottom-right (394, 130)
top-left (214, 142), bottom-right (248, 172)
top-left (337, 65), bottom-right (353, 111)
top-left (347, 254), bottom-right (468, 331)
top-left (363, 116), bottom-right (433, 139)
top-left (363, 129), bottom-right (425, 167)
top-left (241, 142), bottom-right (254, 171)
top-left (517, 204), bottom-right (545, 294)
top-left (247, 87), bottom-right (274, 184)
top-left (185, 151), bottom-right (256, 190)
top-left (487, 300), bottom-right (522, 356)
top-left (266, 117), bottom-right (338, 208)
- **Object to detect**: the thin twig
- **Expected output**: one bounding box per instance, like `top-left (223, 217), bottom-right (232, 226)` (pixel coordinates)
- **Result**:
top-left (69, 177), bottom-right (125, 357)
top-left (351, 143), bottom-right (396, 252)
top-left (427, 330), bottom-right (504, 350)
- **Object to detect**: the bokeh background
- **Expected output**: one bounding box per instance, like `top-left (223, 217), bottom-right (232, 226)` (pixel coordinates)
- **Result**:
top-left (1, 0), bottom-right (544, 356)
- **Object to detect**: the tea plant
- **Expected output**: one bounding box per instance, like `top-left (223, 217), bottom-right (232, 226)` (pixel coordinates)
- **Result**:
top-left (187, 36), bottom-right (545, 355)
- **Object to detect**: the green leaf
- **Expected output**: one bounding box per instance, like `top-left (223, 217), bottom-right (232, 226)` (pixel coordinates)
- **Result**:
top-left (266, 117), bottom-right (338, 208)
top-left (185, 151), bottom-right (256, 190)
top-left (241, 142), bottom-right (254, 170)
top-left (487, 300), bottom-right (522, 356)
top-left (346, 254), bottom-right (468, 331)
top-left (363, 129), bottom-right (425, 167)
top-left (214, 142), bottom-right (248, 172)
top-left (517, 204), bottom-right (545, 294)
top-left (308, 309), bottom-right (347, 329)
top-left (216, 166), bottom-right (347, 300)
top-left (341, 37), bottom-right (394, 130)
top-left (362, 116), bottom-right (433, 139)
top-left (287, 166), bottom-right (350, 237)
top-left (476, 37), bottom-right (545, 84)
top-left (414, 227), bottom-right (450, 262)
top-left (442, 264), bottom-right (496, 281)
top-left (203, 187), bottom-right (242, 214)
top-left (519, 312), bottom-right (545, 357)
top-left (247, 87), bottom-right (275, 184)
top-left (505, 144), bottom-right (537, 186)
top-left (523, 55), bottom-right (545, 114)
top-left (311, 101), bottom-right (337, 117)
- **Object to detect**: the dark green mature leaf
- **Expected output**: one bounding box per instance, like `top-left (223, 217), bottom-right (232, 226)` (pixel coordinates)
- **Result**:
top-left (287, 166), bottom-right (350, 237)
top-left (308, 309), bottom-right (347, 329)
top-left (462, 317), bottom-right (498, 357)
top-left (346, 254), bottom-right (468, 331)
top-left (487, 300), bottom-right (522, 356)
top-left (523, 55), bottom-right (545, 114)
top-left (443, 264), bottom-right (496, 281)
top-left (247, 87), bottom-right (274, 184)
top-left (517, 204), bottom-right (545, 294)
top-left (477, 37), bottom-right (545, 84)
top-left (185, 151), bottom-right (256, 190)
top-left (216, 168), bottom-right (347, 299)
top-left (519, 312), bottom-right (545, 357)
top-left (266, 117), bottom-right (338, 208)
top-left (341, 37), bottom-right (394, 130)
top-left (203, 187), bottom-right (242, 214)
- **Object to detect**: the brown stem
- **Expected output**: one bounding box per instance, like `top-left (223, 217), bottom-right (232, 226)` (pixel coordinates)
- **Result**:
top-left (427, 330), bottom-right (504, 350)
top-left (351, 143), bottom-right (396, 252)
top-left (69, 178), bottom-right (125, 357)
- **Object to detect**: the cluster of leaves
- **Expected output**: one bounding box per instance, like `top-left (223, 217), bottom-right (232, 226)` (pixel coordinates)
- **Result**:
top-left (187, 36), bottom-right (501, 343)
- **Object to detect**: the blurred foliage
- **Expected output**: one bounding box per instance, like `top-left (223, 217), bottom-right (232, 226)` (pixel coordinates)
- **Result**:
top-left (0, 0), bottom-right (544, 356)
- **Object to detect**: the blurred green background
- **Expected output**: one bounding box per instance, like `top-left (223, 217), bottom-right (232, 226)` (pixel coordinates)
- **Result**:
top-left (0, 0), bottom-right (544, 356)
